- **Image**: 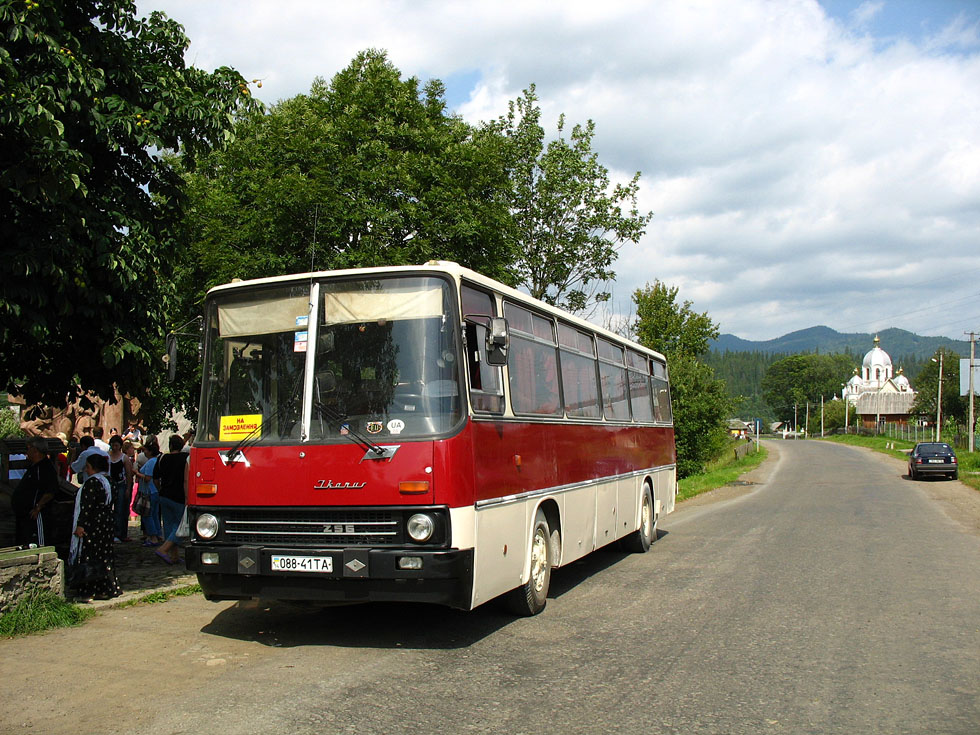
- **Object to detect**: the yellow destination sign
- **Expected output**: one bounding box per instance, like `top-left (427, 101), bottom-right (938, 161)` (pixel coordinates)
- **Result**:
top-left (219, 414), bottom-right (263, 442)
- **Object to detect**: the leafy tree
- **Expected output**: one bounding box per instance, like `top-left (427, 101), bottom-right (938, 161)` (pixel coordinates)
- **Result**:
top-left (497, 85), bottom-right (652, 315)
top-left (632, 282), bottom-right (731, 477)
top-left (912, 348), bottom-right (966, 430)
top-left (819, 397), bottom-right (848, 433)
top-left (0, 0), bottom-right (260, 411)
top-left (179, 49), bottom-right (516, 311)
top-left (667, 353), bottom-right (733, 478)
top-left (761, 353), bottom-right (854, 423)
top-left (0, 405), bottom-right (23, 438)
top-left (703, 350), bottom-right (787, 423)
top-left (634, 281), bottom-right (718, 356)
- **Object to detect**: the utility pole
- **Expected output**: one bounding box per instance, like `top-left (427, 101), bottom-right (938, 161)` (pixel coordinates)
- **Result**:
top-left (968, 331), bottom-right (976, 453)
top-left (821, 395), bottom-right (825, 438)
top-left (933, 351), bottom-right (944, 442)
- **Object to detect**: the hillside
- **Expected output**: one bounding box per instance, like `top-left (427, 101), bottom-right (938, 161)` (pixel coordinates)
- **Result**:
top-left (711, 326), bottom-right (970, 360)
top-left (707, 326), bottom-right (970, 422)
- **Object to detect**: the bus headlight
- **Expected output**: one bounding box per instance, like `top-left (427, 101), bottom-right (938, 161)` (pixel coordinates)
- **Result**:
top-left (406, 513), bottom-right (435, 542)
top-left (196, 513), bottom-right (219, 540)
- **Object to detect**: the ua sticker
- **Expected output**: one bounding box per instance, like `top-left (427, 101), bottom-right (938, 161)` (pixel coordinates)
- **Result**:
top-left (387, 419), bottom-right (405, 435)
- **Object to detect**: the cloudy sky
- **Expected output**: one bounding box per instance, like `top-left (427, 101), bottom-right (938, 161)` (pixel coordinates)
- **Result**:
top-left (136, 0), bottom-right (980, 341)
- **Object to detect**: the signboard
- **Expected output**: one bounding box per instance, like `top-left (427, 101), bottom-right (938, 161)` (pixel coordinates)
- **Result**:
top-left (961, 359), bottom-right (980, 397)
top-left (219, 414), bottom-right (263, 442)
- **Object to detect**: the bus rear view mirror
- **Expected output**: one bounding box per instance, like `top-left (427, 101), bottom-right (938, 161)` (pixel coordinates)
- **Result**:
top-left (486, 317), bottom-right (509, 366)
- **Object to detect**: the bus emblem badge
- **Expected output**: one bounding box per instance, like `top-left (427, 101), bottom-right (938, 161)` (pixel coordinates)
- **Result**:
top-left (314, 480), bottom-right (367, 490)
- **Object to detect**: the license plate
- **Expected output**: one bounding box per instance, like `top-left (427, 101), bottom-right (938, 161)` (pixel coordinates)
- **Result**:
top-left (928, 458), bottom-right (944, 463)
top-left (271, 555), bottom-right (333, 573)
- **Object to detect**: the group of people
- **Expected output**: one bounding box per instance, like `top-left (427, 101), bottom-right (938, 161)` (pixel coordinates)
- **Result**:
top-left (11, 424), bottom-right (192, 601)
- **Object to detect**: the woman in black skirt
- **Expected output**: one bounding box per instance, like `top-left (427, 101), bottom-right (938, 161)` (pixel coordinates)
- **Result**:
top-left (69, 453), bottom-right (121, 600)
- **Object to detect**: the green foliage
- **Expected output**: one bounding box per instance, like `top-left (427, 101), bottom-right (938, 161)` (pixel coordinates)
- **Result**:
top-left (912, 348), bottom-right (967, 427)
top-left (179, 49), bottom-right (516, 308)
top-left (761, 353), bottom-right (855, 422)
top-left (0, 0), bottom-right (260, 412)
top-left (0, 588), bottom-right (95, 637)
top-left (703, 350), bottom-right (786, 423)
top-left (633, 281), bottom-right (718, 357)
top-left (668, 353), bottom-right (734, 477)
top-left (497, 85), bottom-right (652, 315)
top-left (819, 397), bottom-right (848, 433)
top-left (631, 282), bottom-right (731, 478)
top-left (117, 583), bottom-right (201, 607)
top-left (0, 406), bottom-right (23, 437)
top-left (677, 443), bottom-right (767, 502)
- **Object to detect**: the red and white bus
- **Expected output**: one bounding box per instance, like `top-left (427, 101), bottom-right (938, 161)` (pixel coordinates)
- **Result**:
top-left (185, 262), bottom-right (675, 614)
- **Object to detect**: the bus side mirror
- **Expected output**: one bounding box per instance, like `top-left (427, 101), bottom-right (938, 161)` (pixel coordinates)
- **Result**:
top-left (486, 317), bottom-right (509, 366)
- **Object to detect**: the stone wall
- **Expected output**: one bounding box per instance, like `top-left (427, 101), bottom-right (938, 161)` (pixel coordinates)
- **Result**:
top-left (0, 546), bottom-right (64, 615)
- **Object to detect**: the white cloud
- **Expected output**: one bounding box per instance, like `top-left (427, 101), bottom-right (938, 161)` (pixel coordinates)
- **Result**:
top-left (137, 0), bottom-right (980, 340)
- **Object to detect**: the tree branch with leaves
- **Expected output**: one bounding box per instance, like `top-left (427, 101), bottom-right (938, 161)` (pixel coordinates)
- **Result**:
top-left (496, 85), bottom-right (652, 315)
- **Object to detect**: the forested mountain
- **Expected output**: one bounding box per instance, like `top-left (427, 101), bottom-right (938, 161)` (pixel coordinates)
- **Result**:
top-left (711, 326), bottom-right (970, 359)
top-left (706, 327), bottom-right (963, 421)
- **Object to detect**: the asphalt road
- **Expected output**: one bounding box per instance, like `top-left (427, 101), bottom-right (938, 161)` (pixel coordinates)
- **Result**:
top-left (2, 439), bottom-right (978, 734)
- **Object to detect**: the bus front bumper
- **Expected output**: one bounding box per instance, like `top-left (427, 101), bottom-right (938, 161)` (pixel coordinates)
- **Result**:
top-left (185, 545), bottom-right (474, 610)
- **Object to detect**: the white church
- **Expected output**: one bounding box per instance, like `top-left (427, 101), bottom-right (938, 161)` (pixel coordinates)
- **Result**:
top-left (842, 336), bottom-right (917, 428)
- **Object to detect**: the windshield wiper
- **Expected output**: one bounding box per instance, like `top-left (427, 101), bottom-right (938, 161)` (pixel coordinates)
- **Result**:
top-left (224, 369), bottom-right (305, 463)
top-left (312, 400), bottom-right (390, 458)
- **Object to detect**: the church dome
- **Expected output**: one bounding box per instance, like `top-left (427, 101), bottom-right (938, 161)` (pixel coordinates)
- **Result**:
top-left (861, 336), bottom-right (893, 385)
top-left (893, 368), bottom-right (911, 391)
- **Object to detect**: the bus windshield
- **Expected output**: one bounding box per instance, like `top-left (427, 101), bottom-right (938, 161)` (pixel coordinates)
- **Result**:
top-left (200, 283), bottom-right (311, 444)
top-left (199, 275), bottom-right (463, 444)
top-left (310, 276), bottom-right (462, 441)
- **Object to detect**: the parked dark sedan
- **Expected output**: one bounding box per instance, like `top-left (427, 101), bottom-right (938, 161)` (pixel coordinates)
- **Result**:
top-left (908, 442), bottom-right (958, 480)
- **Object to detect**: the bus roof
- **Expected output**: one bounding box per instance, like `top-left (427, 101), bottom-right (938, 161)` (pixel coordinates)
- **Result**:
top-left (206, 261), bottom-right (667, 363)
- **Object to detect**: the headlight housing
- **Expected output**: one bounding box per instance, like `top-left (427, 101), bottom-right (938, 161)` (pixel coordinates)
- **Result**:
top-left (406, 513), bottom-right (435, 542)
top-left (195, 513), bottom-right (219, 540)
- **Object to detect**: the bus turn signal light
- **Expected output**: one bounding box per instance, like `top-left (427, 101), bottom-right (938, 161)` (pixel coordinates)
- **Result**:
top-left (196, 483), bottom-right (218, 496)
top-left (398, 481), bottom-right (430, 495)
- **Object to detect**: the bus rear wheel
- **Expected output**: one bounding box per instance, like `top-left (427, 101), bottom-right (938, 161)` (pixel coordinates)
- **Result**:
top-left (506, 509), bottom-right (552, 616)
top-left (621, 484), bottom-right (656, 553)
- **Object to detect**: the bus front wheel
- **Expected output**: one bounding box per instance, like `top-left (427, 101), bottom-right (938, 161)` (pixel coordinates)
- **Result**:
top-left (506, 509), bottom-right (552, 616)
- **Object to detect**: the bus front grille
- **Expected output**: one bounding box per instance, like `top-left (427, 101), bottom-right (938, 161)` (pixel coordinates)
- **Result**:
top-left (219, 509), bottom-right (403, 546)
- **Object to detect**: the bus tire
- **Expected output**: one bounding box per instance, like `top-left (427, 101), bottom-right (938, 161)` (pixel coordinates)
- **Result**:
top-left (621, 483), bottom-right (656, 553)
top-left (505, 509), bottom-right (552, 616)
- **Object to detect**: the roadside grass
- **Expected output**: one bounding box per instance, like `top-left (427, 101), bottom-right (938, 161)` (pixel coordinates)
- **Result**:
top-left (117, 584), bottom-right (202, 608)
top-left (0, 588), bottom-right (96, 637)
top-left (678, 443), bottom-right (769, 502)
top-left (819, 434), bottom-right (980, 492)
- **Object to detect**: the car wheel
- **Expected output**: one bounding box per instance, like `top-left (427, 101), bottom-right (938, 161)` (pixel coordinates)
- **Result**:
top-left (909, 466), bottom-right (917, 480)
top-left (951, 470), bottom-right (958, 481)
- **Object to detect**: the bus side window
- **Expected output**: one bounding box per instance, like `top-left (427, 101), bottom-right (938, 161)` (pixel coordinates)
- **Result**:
top-left (506, 303), bottom-right (561, 417)
top-left (651, 359), bottom-right (672, 423)
top-left (462, 284), bottom-right (504, 414)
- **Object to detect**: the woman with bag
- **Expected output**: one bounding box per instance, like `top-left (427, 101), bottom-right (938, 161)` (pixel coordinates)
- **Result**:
top-left (152, 434), bottom-right (188, 565)
top-left (68, 453), bottom-right (121, 600)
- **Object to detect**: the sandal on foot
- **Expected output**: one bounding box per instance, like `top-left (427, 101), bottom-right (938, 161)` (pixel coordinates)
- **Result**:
top-left (155, 550), bottom-right (174, 565)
